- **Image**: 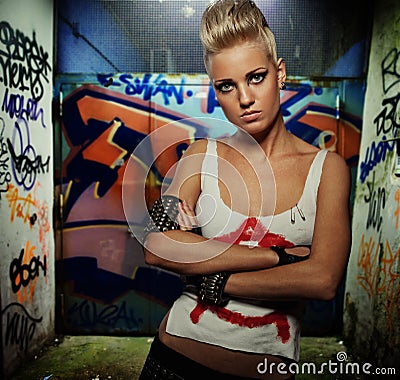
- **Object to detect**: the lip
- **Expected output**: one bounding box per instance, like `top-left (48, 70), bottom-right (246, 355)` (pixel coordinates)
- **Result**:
top-left (240, 110), bottom-right (261, 122)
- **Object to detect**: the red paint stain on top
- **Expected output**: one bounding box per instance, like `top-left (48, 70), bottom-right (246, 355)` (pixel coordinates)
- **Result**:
top-left (190, 302), bottom-right (290, 343)
top-left (190, 217), bottom-right (294, 343)
top-left (215, 217), bottom-right (294, 248)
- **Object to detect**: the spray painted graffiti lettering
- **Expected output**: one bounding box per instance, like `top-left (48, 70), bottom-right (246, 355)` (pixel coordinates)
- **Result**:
top-left (373, 92), bottom-right (400, 137)
top-left (2, 88), bottom-right (47, 128)
top-left (6, 184), bottom-right (36, 224)
top-left (97, 73), bottom-right (191, 106)
top-left (364, 171), bottom-right (386, 232)
top-left (357, 234), bottom-right (400, 337)
top-left (58, 78), bottom-right (363, 335)
top-left (359, 48), bottom-right (400, 183)
top-left (1, 302), bottom-right (43, 355)
top-left (359, 137), bottom-right (395, 183)
top-left (8, 117), bottom-right (50, 190)
top-left (0, 21), bottom-right (51, 101)
top-left (381, 48), bottom-right (400, 94)
top-left (7, 137), bottom-right (50, 189)
top-left (357, 234), bottom-right (381, 300)
top-left (0, 119), bottom-right (11, 196)
top-left (9, 241), bottom-right (47, 297)
top-left (67, 300), bottom-right (143, 330)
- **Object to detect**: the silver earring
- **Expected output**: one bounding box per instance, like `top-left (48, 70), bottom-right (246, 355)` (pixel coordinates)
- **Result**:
top-left (281, 82), bottom-right (286, 90)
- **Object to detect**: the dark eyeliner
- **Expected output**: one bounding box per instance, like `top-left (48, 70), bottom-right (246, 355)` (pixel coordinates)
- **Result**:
top-left (215, 81), bottom-right (233, 92)
top-left (249, 70), bottom-right (268, 84)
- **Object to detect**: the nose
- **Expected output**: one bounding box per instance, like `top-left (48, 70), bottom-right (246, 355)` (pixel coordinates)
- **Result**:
top-left (238, 84), bottom-right (255, 108)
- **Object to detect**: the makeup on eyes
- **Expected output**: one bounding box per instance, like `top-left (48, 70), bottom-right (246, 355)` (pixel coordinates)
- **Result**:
top-left (213, 68), bottom-right (268, 93)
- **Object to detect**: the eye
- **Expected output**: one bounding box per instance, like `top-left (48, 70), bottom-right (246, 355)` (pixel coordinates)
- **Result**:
top-left (215, 81), bottom-right (234, 93)
top-left (249, 71), bottom-right (267, 84)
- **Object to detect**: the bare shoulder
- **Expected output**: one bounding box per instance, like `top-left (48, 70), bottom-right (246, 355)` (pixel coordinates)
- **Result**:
top-left (166, 139), bottom-right (209, 203)
top-left (322, 151), bottom-right (350, 179)
top-left (319, 151), bottom-right (351, 197)
top-left (182, 138), bottom-right (208, 157)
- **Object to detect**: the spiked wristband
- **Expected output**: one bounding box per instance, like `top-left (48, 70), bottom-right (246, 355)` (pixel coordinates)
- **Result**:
top-left (198, 272), bottom-right (231, 306)
top-left (144, 195), bottom-right (181, 238)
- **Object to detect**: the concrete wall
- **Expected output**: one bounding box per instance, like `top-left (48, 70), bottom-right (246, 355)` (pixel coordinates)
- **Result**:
top-left (0, 0), bottom-right (54, 378)
top-left (344, 0), bottom-right (400, 369)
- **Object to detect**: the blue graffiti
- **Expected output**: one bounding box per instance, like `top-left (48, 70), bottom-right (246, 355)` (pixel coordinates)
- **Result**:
top-left (97, 73), bottom-right (192, 106)
top-left (8, 118), bottom-right (50, 191)
top-left (206, 84), bottom-right (220, 114)
top-left (359, 137), bottom-right (395, 183)
top-left (2, 88), bottom-right (47, 128)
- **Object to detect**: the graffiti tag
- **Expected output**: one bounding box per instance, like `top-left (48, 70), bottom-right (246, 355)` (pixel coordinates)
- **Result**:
top-left (374, 92), bottom-right (400, 137)
top-left (67, 300), bottom-right (143, 330)
top-left (0, 21), bottom-right (51, 101)
top-left (0, 119), bottom-right (11, 196)
top-left (357, 234), bottom-right (400, 340)
top-left (9, 241), bottom-right (47, 296)
top-left (381, 48), bottom-right (400, 94)
top-left (98, 73), bottom-right (191, 106)
top-left (2, 87), bottom-right (47, 128)
top-left (364, 171), bottom-right (386, 232)
top-left (359, 137), bottom-right (395, 183)
top-left (1, 302), bottom-right (43, 355)
top-left (6, 183), bottom-right (36, 224)
top-left (8, 117), bottom-right (50, 191)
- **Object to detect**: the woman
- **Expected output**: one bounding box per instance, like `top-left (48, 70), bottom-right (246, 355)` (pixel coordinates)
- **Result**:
top-left (139, 1), bottom-right (350, 379)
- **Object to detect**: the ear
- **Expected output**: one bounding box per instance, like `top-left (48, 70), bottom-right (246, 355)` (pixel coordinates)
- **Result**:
top-left (277, 58), bottom-right (286, 86)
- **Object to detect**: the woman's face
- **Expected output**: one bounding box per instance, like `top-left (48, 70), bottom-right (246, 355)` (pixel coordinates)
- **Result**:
top-left (208, 41), bottom-right (285, 136)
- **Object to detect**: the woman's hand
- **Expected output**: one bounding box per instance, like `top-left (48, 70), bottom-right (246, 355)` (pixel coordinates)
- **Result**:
top-left (176, 200), bottom-right (199, 232)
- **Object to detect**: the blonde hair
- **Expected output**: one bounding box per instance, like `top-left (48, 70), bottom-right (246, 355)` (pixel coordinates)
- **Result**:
top-left (200, 0), bottom-right (278, 73)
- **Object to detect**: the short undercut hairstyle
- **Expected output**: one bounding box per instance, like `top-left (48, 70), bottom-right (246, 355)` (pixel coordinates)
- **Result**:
top-left (200, 0), bottom-right (278, 74)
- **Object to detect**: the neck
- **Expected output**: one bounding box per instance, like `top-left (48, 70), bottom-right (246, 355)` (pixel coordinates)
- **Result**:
top-left (251, 113), bottom-right (292, 157)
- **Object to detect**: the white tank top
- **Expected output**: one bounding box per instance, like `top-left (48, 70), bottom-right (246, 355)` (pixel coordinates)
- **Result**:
top-left (166, 139), bottom-right (328, 361)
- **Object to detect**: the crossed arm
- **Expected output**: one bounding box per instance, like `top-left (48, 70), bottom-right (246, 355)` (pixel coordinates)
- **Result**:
top-left (143, 142), bottom-right (351, 302)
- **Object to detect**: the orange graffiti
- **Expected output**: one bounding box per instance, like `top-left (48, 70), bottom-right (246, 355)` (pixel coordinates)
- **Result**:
top-left (5, 183), bottom-right (50, 237)
top-left (5, 183), bottom-right (51, 265)
top-left (395, 189), bottom-right (400, 229)
top-left (16, 241), bottom-right (38, 303)
top-left (357, 234), bottom-right (400, 338)
top-left (357, 234), bottom-right (380, 297)
top-left (5, 184), bottom-right (36, 224)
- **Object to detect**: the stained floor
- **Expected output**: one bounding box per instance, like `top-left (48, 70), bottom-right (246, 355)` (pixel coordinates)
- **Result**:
top-left (8, 335), bottom-right (363, 380)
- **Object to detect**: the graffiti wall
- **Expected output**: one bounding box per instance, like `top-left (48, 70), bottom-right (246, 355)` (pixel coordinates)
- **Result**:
top-left (55, 73), bottom-right (364, 335)
top-left (343, 0), bottom-right (400, 368)
top-left (0, 0), bottom-right (54, 378)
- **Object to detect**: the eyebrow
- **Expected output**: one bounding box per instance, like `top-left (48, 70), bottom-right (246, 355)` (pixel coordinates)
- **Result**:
top-left (213, 67), bottom-right (268, 84)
